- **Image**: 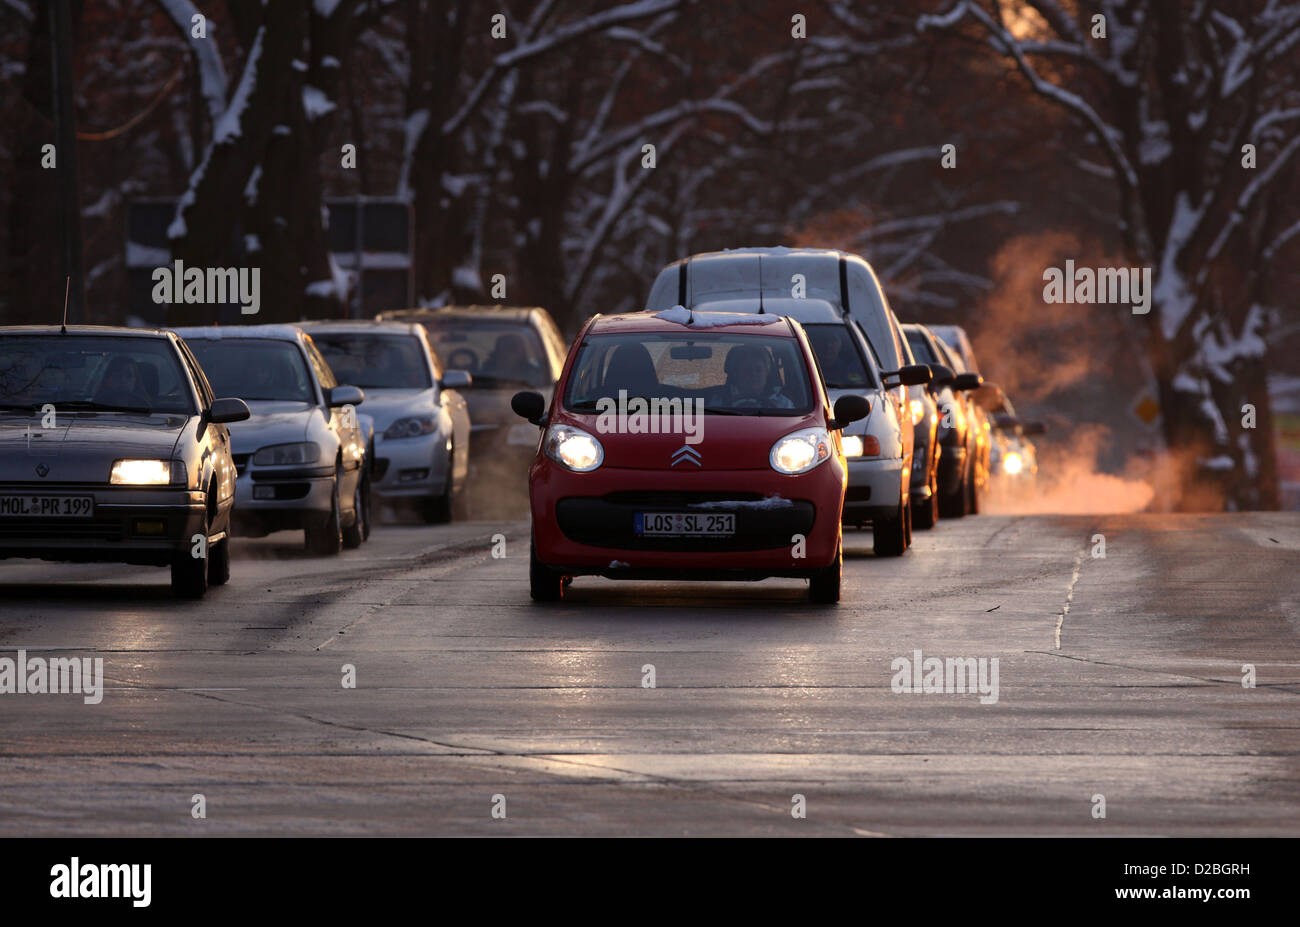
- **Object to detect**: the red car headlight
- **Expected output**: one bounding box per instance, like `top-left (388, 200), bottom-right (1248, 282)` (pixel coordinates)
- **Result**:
top-left (770, 427), bottom-right (832, 474)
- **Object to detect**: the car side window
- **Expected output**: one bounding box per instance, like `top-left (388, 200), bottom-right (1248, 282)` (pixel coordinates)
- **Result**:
top-left (854, 320), bottom-right (884, 369)
top-left (303, 338), bottom-right (337, 390)
top-left (176, 339), bottom-right (214, 407)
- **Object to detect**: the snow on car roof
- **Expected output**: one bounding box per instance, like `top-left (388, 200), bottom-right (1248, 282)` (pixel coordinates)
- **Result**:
top-left (171, 324), bottom-right (306, 342)
top-left (592, 309), bottom-right (791, 335)
top-left (297, 319), bottom-right (421, 335)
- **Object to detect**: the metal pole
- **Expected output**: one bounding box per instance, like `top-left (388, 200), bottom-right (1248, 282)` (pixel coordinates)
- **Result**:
top-left (49, 0), bottom-right (84, 323)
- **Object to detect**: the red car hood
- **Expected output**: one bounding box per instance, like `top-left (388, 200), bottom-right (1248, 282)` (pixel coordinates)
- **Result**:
top-left (553, 410), bottom-right (823, 471)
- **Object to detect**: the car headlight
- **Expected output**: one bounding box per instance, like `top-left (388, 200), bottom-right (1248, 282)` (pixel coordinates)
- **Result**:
top-left (384, 415), bottom-right (437, 440)
top-left (770, 427), bottom-right (831, 474)
top-left (544, 424), bottom-right (603, 472)
top-left (909, 399), bottom-right (925, 427)
top-left (110, 459), bottom-right (173, 485)
top-left (252, 442), bottom-right (321, 466)
top-left (1003, 451), bottom-right (1023, 475)
top-left (842, 435), bottom-right (864, 458)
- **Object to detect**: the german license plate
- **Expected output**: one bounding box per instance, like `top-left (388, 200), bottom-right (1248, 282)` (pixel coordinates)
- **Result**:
top-left (635, 512), bottom-right (734, 536)
top-left (0, 495), bottom-right (94, 517)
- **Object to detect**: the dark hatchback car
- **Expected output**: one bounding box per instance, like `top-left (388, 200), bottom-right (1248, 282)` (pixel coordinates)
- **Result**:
top-left (0, 326), bottom-right (249, 597)
top-left (902, 323), bottom-right (985, 518)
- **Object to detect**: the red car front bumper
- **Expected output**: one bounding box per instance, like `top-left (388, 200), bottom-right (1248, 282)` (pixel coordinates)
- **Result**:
top-left (529, 457), bottom-right (845, 578)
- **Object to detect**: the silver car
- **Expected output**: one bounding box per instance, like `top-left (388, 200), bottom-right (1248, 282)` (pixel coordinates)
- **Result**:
top-left (300, 320), bottom-right (472, 523)
top-left (0, 326), bottom-right (249, 597)
top-left (175, 325), bottom-right (369, 554)
top-left (377, 305), bottom-right (566, 450)
top-left (646, 249), bottom-right (930, 555)
top-left (376, 305), bottom-right (567, 517)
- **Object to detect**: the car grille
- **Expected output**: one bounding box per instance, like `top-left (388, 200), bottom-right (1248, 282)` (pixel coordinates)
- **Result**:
top-left (601, 490), bottom-right (764, 506)
top-left (372, 458), bottom-right (390, 480)
top-left (556, 494), bottom-right (815, 552)
top-left (232, 454), bottom-right (251, 476)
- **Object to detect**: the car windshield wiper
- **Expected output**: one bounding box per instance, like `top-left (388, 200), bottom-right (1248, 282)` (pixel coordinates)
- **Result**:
top-left (0, 402), bottom-right (37, 412)
top-left (58, 400), bottom-right (155, 414)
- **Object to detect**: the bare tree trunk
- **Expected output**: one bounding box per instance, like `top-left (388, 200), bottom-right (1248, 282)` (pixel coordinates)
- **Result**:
top-left (168, 0), bottom-right (306, 326)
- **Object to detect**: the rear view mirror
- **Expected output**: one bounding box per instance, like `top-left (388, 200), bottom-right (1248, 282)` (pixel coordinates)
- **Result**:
top-left (511, 390), bottom-right (547, 425)
top-left (829, 394), bottom-right (870, 430)
top-left (327, 385), bottom-right (365, 407)
top-left (440, 370), bottom-right (472, 390)
top-left (953, 373), bottom-right (983, 391)
top-left (208, 397), bottom-right (250, 424)
top-left (927, 364), bottom-right (954, 386)
top-left (882, 364), bottom-right (932, 386)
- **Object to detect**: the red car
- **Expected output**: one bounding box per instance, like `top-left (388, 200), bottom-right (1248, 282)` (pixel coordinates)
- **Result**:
top-left (511, 309), bottom-right (869, 603)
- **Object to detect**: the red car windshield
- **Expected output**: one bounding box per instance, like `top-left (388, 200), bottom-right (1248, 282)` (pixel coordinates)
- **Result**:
top-left (564, 332), bottom-right (814, 416)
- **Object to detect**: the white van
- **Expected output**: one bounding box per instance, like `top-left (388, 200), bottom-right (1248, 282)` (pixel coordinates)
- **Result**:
top-left (645, 248), bottom-right (931, 555)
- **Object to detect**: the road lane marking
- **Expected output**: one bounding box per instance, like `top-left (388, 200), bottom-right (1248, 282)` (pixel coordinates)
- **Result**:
top-left (1054, 551), bottom-right (1085, 650)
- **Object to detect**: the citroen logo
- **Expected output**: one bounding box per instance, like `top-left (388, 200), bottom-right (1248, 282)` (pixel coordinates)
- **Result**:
top-left (35, 462), bottom-right (49, 478)
top-left (670, 445), bottom-right (701, 467)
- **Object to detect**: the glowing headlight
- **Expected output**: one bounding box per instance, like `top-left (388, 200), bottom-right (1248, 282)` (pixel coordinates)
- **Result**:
top-left (384, 415), bottom-right (437, 440)
top-left (770, 427), bottom-right (831, 474)
top-left (1003, 452), bottom-right (1023, 475)
top-left (842, 435), bottom-right (864, 458)
top-left (252, 442), bottom-right (321, 466)
top-left (909, 399), bottom-right (925, 427)
top-left (110, 459), bottom-right (172, 485)
top-left (544, 424), bottom-right (603, 472)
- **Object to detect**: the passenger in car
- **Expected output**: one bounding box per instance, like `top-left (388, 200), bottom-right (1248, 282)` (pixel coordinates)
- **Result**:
top-left (715, 345), bottom-right (793, 408)
top-left (603, 343), bottom-right (662, 398)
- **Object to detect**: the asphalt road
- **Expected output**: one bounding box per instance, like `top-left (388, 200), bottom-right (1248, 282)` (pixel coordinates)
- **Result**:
top-left (1, 510), bottom-right (1297, 836)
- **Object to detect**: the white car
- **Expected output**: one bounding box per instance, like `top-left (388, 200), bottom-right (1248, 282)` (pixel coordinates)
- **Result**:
top-left (175, 325), bottom-right (370, 554)
top-left (301, 320), bottom-right (472, 523)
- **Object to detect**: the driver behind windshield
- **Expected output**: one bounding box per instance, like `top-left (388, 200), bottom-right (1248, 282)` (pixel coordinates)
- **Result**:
top-left (807, 328), bottom-right (853, 386)
top-left (718, 344), bottom-right (793, 409)
top-left (94, 356), bottom-right (151, 408)
top-left (484, 333), bottom-right (541, 382)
